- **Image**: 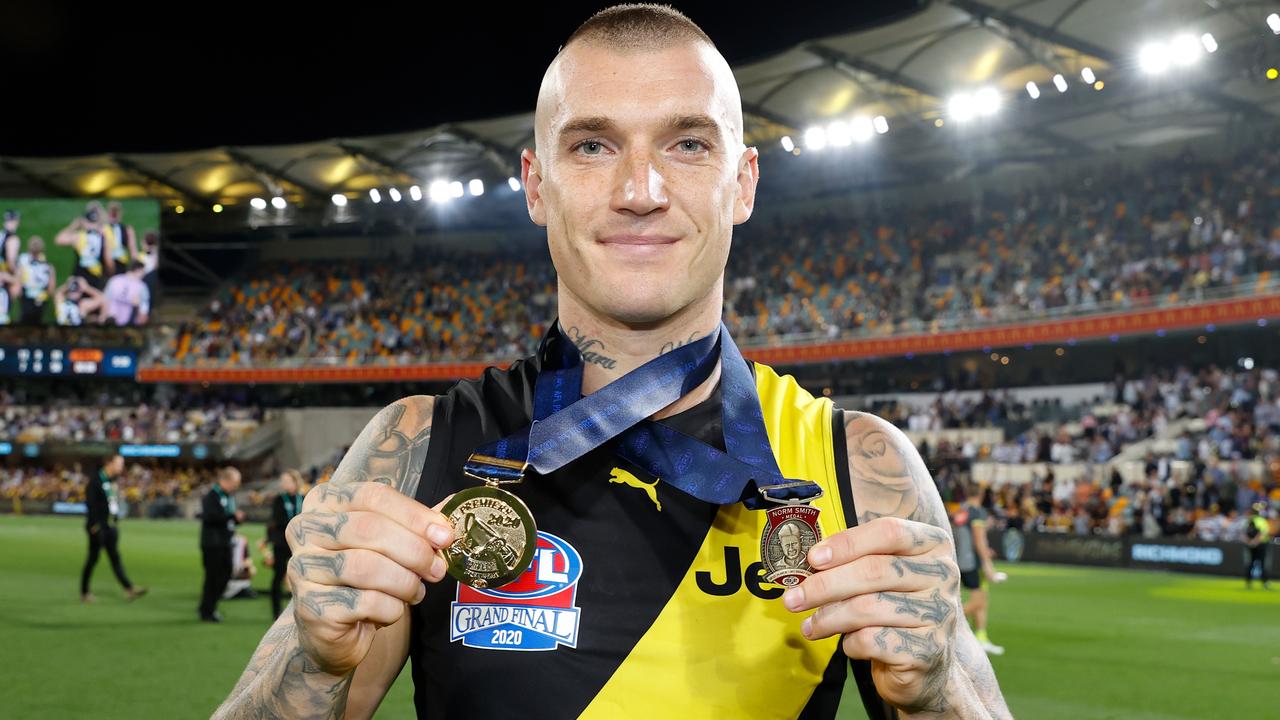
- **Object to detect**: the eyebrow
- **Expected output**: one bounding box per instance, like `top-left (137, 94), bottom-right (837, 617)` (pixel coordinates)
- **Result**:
top-left (556, 113), bottom-right (724, 141)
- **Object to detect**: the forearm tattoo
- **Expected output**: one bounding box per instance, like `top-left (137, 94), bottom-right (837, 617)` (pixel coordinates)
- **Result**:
top-left (215, 397), bottom-right (435, 718)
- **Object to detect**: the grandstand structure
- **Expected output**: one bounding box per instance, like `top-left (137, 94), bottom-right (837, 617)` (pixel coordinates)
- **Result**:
top-left (1, 0), bottom-right (1277, 381)
top-left (1, 0), bottom-right (1278, 539)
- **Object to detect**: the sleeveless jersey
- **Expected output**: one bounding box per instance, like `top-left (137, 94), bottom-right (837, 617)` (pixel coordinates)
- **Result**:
top-left (77, 229), bottom-right (105, 275)
top-left (18, 254), bottom-right (51, 300)
top-left (409, 334), bottom-right (897, 719)
top-left (106, 223), bottom-right (130, 263)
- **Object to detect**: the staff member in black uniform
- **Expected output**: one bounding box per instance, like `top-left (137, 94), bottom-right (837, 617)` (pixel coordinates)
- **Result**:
top-left (200, 466), bottom-right (243, 623)
top-left (80, 453), bottom-right (147, 603)
top-left (214, 6), bottom-right (1009, 719)
top-left (265, 469), bottom-right (304, 618)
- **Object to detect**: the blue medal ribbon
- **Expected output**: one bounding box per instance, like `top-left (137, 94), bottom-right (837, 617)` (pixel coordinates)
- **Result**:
top-left (464, 321), bottom-right (821, 510)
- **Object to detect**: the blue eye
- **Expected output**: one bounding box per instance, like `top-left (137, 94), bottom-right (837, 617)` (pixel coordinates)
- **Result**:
top-left (577, 141), bottom-right (604, 155)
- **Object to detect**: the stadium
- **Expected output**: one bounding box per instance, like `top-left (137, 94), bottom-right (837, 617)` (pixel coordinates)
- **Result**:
top-left (2, 1), bottom-right (1278, 718)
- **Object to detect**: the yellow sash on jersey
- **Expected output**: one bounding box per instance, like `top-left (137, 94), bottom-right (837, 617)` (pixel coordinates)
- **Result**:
top-left (581, 363), bottom-right (850, 719)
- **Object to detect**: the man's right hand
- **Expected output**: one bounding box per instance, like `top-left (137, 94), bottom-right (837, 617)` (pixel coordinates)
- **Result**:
top-left (286, 481), bottom-right (454, 676)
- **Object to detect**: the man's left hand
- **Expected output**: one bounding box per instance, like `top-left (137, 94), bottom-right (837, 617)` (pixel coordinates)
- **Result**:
top-left (783, 516), bottom-right (959, 714)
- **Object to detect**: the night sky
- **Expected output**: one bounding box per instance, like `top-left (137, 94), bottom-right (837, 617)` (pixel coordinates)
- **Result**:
top-left (0, 0), bottom-right (920, 156)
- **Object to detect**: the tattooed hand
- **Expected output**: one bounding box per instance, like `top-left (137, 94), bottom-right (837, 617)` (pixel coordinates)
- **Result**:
top-left (285, 401), bottom-right (449, 678)
top-left (784, 412), bottom-right (1010, 719)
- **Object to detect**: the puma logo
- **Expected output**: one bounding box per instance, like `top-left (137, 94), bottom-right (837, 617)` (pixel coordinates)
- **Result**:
top-left (608, 468), bottom-right (662, 512)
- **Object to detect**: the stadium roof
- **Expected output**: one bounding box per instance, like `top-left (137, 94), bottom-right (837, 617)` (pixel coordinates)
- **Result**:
top-left (1, 0), bottom-right (1276, 224)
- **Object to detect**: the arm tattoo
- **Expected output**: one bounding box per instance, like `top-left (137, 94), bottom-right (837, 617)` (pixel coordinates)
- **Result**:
top-left (212, 613), bottom-right (354, 720)
top-left (845, 411), bottom-right (949, 531)
top-left (335, 401), bottom-right (434, 496)
top-left (290, 512), bottom-right (349, 547)
top-left (214, 397), bottom-right (434, 719)
top-left (565, 326), bottom-right (618, 369)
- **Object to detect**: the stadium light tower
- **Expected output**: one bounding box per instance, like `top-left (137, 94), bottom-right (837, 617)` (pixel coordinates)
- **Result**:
top-left (369, 188), bottom-right (382, 204)
top-left (469, 179), bottom-right (484, 197)
top-left (250, 197), bottom-right (267, 210)
top-left (331, 194), bottom-right (348, 207)
top-left (388, 188), bottom-right (402, 203)
top-left (409, 185), bottom-right (423, 202)
top-left (271, 196), bottom-right (287, 210)
top-left (780, 135), bottom-right (795, 152)
top-left (1025, 81), bottom-right (1041, 99)
top-left (507, 177), bottom-right (522, 192)
top-left (1267, 13), bottom-right (1279, 34)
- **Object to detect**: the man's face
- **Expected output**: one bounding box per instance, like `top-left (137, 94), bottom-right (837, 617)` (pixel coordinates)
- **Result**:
top-left (781, 529), bottom-right (802, 560)
top-left (221, 470), bottom-right (241, 492)
top-left (524, 41), bottom-right (758, 325)
top-left (107, 455), bottom-right (124, 475)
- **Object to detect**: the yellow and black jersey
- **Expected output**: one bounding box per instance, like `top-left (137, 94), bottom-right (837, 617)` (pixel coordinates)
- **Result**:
top-left (410, 334), bottom-right (896, 719)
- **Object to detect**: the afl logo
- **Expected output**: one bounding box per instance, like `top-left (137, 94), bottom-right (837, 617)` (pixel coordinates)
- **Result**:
top-left (481, 532), bottom-right (583, 600)
top-left (450, 531), bottom-right (584, 651)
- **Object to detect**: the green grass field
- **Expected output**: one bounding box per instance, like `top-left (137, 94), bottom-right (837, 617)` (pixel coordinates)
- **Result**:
top-left (2, 514), bottom-right (1277, 719)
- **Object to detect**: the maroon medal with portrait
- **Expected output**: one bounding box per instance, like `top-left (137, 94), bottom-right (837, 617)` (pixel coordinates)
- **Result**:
top-left (760, 501), bottom-right (823, 588)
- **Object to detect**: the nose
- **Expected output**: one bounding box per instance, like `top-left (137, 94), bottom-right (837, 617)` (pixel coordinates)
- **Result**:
top-left (610, 147), bottom-right (668, 216)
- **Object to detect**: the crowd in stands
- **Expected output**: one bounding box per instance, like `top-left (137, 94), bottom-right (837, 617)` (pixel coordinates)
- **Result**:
top-left (0, 462), bottom-right (215, 507)
top-left (911, 365), bottom-right (1280, 538)
top-left (0, 381), bottom-right (264, 444)
top-left (155, 142), bottom-right (1279, 365)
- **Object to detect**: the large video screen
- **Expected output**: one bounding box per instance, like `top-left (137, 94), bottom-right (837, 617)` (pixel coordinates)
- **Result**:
top-left (0, 198), bottom-right (160, 327)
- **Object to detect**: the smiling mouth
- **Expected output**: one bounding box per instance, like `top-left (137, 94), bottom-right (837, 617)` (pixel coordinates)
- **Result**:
top-left (598, 234), bottom-right (681, 246)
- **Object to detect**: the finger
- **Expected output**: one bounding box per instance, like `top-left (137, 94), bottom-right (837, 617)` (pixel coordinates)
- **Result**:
top-left (292, 579), bottom-right (407, 629)
top-left (288, 548), bottom-right (428, 605)
top-left (802, 589), bottom-right (955, 641)
top-left (807, 517), bottom-right (951, 570)
top-left (783, 553), bottom-right (945, 612)
top-left (303, 482), bottom-right (454, 548)
top-left (287, 510), bottom-right (442, 580)
top-left (841, 625), bottom-right (944, 670)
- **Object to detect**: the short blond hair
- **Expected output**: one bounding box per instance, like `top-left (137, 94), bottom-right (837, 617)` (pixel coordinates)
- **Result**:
top-left (562, 3), bottom-right (715, 53)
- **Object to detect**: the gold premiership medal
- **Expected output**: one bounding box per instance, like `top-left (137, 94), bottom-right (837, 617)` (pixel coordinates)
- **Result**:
top-left (440, 484), bottom-right (537, 589)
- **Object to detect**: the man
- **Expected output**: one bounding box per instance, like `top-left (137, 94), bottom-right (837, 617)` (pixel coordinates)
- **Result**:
top-left (1244, 502), bottom-right (1271, 589)
top-left (55, 275), bottom-right (106, 326)
top-left (952, 483), bottom-right (1005, 655)
top-left (56, 202), bottom-right (113, 288)
top-left (16, 236), bottom-right (55, 325)
top-left (214, 6), bottom-right (1008, 719)
top-left (104, 201), bottom-right (136, 276)
top-left (200, 466), bottom-right (245, 622)
top-left (80, 454), bottom-right (148, 602)
top-left (263, 469), bottom-right (304, 618)
top-left (101, 260), bottom-right (151, 325)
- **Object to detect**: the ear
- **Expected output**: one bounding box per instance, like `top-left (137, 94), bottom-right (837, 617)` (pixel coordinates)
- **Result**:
top-left (521, 148), bottom-right (547, 226)
top-left (731, 145), bottom-right (760, 225)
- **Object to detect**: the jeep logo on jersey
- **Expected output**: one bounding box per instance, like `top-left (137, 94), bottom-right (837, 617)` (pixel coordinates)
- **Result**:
top-left (450, 531), bottom-right (583, 651)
